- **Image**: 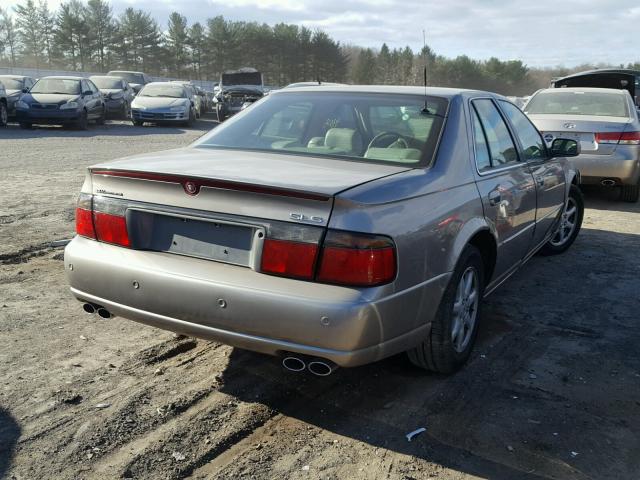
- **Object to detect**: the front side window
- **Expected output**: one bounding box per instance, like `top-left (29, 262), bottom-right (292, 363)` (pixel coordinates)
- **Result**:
top-left (472, 99), bottom-right (519, 168)
top-left (195, 92), bottom-right (448, 166)
top-left (0, 77), bottom-right (23, 89)
top-left (500, 101), bottom-right (546, 161)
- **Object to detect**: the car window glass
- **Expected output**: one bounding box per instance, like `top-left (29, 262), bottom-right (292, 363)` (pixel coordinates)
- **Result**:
top-left (88, 81), bottom-right (99, 94)
top-left (499, 101), bottom-right (546, 161)
top-left (261, 102), bottom-right (313, 140)
top-left (473, 99), bottom-right (519, 167)
top-left (471, 108), bottom-right (491, 172)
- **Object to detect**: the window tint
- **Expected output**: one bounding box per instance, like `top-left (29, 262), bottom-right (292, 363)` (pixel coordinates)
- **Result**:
top-left (471, 108), bottom-right (491, 172)
top-left (473, 99), bottom-right (519, 168)
top-left (500, 101), bottom-right (546, 161)
top-left (261, 102), bottom-right (312, 140)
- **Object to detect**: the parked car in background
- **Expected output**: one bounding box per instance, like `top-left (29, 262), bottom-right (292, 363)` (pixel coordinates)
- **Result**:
top-left (215, 68), bottom-right (264, 121)
top-left (131, 82), bottom-right (195, 127)
top-left (553, 69), bottom-right (640, 109)
top-left (15, 76), bottom-right (105, 130)
top-left (65, 86), bottom-right (582, 376)
top-left (525, 87), bottom-right (640, 202)
top-left (171, 81), bottom-right (202, 118)
top-left (0, 75), bottom-right (36, 118)
top-left (106, 71), bottom-right (151, 94)
top-left (90, 75), bottom-right (135, 119)
top-left (0, 81), bottom-right (7, 127)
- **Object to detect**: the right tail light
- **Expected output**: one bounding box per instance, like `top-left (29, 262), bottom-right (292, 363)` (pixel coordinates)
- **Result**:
top-left (595, 131), bottom-right (640, 145)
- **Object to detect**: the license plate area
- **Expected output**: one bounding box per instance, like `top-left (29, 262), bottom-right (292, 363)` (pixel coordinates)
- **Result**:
top-left (127, 209), bottom-right (264, 268)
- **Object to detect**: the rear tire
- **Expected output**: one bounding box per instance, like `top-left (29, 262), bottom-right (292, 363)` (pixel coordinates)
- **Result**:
top-left (407, 244), bottom-right (485, 374)
top-left (132, 119), bottom-right (144, 127)
top-left (540, 184), bottom-right (584, 255)
top-left (0, 102), bottom-right (7, 127)
top-left (621, 183), bottom-right (640, 203)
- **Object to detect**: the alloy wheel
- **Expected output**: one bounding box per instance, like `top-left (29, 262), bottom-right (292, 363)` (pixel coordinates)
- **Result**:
top-left (550, 197), bottom-right (578, 247)
top-left (451, 266), bottom-right (479, 353)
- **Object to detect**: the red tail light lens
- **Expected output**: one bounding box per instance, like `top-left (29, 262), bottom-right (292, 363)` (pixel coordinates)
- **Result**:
top-left (619, 131), bottom-right (640, 145)
top-left (261, 239), bottom-right (319, 279)
top-left (317, 231), bottom-right (396, 287)
top-left (93, 212), bottom-right (131, 247)
top-left (75, 207), bottom-right (96, 239)
top-left (595, 131), bottom-right (640, 145)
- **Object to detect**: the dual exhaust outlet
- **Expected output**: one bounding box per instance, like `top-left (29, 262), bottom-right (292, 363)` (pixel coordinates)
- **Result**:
top-left (82, 302), bottom-right (113, 319)
top-left (282, 354), bottom-right (338, 376)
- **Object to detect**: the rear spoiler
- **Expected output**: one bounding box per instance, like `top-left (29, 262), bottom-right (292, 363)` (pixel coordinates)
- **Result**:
top-left (553, 72), bottom-right (637, 106)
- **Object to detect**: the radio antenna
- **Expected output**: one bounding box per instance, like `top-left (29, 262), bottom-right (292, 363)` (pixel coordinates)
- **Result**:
top-left (421, 29), bottom-right (430, 114)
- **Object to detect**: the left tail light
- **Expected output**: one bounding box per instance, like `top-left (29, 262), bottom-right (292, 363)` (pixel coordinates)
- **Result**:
top-left (75, 194), bottom-right (130, 248)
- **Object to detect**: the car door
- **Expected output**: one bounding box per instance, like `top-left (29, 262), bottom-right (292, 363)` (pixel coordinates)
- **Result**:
top-left (87, 80), bottom-right (102, 117)
top-left (499, 100), bottom-right (566, 250)
top-left (471, 98), bottom-right (537, 284)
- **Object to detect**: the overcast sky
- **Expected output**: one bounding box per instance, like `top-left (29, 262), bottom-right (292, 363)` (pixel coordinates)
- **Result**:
top-left (1, 0), bottom-right (638, 67)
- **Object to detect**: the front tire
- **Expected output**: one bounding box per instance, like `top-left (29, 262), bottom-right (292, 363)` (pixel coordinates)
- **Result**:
top-left (0, 102), bottom-right (7, 127)
top-left (540, 184), bottom-right (584, 255)
top-left (621, 183), bottom-right (640, 203)
top-left (132, 119), bottom-right (144, 127)
top-left (75, 110), bottom-right (88, 130)
top-left (408, 244), bottom-right (485, 374)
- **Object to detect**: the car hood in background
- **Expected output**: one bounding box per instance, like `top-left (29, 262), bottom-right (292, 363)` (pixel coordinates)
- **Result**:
top-left (91, 147), bottom-right (411, 197)
top-left (25, 93), bottom-right (80, 104)
top-left (101, 89), bottom-right (124, 95)
top-left (132, 97), bottom-right (189, 109)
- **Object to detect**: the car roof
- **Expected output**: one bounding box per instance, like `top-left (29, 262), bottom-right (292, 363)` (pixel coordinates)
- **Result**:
top-left (108, 70), bottom-right (144, 75)
top-left (271, 84), bottom-right (498, 100)
top-left (40, 76), bottom-right (84, 81)
top-left (0, 75), bottom-right (30, 80)
top-left (537, 87), bottom-right (628, 95)
top-left (90, 75), bottom-right (124, 80)
top-left (561, 68), bottom-right (640, 78)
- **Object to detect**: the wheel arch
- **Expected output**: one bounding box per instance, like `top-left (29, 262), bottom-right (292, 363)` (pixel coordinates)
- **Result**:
top-left (450, 218), bottom-right (497, 286)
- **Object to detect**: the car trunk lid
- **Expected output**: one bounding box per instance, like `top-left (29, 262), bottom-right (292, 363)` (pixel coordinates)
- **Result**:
top-left (527, 114), bottom-right (634, 155)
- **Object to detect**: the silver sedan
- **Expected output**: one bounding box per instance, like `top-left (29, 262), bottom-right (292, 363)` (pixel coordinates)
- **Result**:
top-left (524, 87), bottom-right (640, 202)
top-left (65, 86), bottom-right (583, 375)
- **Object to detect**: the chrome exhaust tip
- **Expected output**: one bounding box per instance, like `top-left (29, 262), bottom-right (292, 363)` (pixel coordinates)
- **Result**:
top-left (282, 356), bottom-right (306, 372)
top-left (601, 179), bottom-right (616, 187)
top-left (307, 359), bottom-right (338, 377)
top-left (96, 308), bottom-right (112, 319)
top-left (82, 303), bottom-right (96, 314)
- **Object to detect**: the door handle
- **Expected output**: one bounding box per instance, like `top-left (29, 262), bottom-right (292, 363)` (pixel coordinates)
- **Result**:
top-left (488, 189), bottom-right (501, 206)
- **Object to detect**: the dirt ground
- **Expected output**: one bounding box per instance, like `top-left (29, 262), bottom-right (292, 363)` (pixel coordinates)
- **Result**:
top-left (1, 118), bottom-right (639, 480)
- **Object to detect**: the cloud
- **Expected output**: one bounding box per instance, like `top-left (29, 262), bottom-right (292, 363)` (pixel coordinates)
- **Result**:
top-left (1, 0), bottom-right (638, 67)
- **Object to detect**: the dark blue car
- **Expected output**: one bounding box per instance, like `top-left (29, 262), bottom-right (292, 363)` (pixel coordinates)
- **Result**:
top-left (15, 76), bottom-right (106, 129)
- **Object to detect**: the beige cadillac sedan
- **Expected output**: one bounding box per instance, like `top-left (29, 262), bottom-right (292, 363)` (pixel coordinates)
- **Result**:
top-left (65, 86), bottom-right (583, 375)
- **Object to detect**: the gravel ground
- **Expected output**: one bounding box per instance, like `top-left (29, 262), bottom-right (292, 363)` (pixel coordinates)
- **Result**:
top-left (1, 118), bottom-right (639, 480)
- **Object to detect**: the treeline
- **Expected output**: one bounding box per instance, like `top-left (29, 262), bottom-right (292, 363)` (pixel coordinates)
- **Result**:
top-left (0, 0), bottom-right (347, 84)
top-left (1, 0), bottom-right (638, 94)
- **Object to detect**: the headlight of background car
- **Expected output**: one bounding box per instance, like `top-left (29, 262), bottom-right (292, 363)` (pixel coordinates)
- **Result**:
top-left (16, 100), bottom-right (29, 110)
top-left (60, 101), bottom-right (79, 110)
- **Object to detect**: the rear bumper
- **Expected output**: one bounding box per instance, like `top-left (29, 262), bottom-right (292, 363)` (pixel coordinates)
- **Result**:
top-left (571, 149), bottom-right (640, 185)
top-left (64, 236), bottom-right (449, 367)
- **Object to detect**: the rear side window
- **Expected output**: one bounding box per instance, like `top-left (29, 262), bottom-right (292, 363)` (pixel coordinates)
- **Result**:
top-left (471, 109), bottom-right (491, 172)
top-left (499, 101), bottom-right (546, 161)
top-left (472, 99), bottom-right (519, 168)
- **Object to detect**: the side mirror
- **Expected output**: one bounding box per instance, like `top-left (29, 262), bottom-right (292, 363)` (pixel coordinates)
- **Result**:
top-left (550, 138), bottom-right (580, 158)
top-left (83, 90), bottom-right (93, 96)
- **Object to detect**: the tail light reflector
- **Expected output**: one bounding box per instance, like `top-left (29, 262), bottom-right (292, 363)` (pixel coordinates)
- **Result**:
top-left (317, 231), bottom-right (396, 287)
top-left (75, 207), bottom-right (96, 239)
top-left (595, 131), bottom-right (640, 145)
top-left (93, 212), bottom-right (130, 247)
top-left (260, 239), bottom-right (318, 280)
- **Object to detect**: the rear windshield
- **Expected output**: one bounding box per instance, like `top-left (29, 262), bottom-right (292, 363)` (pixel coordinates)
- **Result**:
top-left (91, 77), bottom-right (123, 89)
top-left (109, 72), bottom-right (144, 84)
top-left (0, 77), bottom-right (23, 89)
top-left (139, 84), bottom-right (187, 98)
top-left (195, 92), bottom-right (448, 166)
top-left (30, 78), bottom-right (80, 95)
top-left (525, 91), bottom-right (629, 117)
